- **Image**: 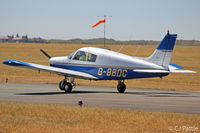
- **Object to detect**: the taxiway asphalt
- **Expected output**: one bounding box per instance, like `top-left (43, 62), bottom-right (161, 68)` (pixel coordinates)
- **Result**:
top-left (0, 82), bottom-right (199, 114)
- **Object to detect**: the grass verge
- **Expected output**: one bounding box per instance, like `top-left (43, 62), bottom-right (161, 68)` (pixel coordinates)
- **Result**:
top-left (0, 101), bottom-right (199, 133)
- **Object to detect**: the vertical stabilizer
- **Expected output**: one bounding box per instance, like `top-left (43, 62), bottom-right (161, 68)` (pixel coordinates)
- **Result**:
top-left (146, 32), bottom-right (177, 68)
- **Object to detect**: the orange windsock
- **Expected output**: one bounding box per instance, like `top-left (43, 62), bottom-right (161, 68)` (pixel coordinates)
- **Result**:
top-left (92, 19), bottom-right (106, 28)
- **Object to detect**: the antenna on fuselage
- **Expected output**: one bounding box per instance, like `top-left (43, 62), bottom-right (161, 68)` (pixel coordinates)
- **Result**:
top-left (117, 44), bottom-right (124, 53)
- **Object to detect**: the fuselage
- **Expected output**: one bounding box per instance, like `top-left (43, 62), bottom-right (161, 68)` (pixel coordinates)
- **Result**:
top-left (50, 47), bottom-right (169, 80)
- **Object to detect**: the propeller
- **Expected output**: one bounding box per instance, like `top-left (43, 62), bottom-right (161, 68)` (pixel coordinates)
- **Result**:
top-left (40, 49), bottom-right (51, 59)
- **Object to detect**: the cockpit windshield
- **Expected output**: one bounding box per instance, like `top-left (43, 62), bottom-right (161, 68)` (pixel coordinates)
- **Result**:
top-left (68, 52), bottom-right (75, 59)
top-left (71, 50), bottom-right (97, 62)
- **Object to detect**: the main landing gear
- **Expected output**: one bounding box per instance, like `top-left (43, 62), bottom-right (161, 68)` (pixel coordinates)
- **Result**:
top-left (117, 80), bottom-right (126, 93)
top-left (59, 78), bottom-right (126, 93)
top-left (59, 77), bottom-right (75, 93)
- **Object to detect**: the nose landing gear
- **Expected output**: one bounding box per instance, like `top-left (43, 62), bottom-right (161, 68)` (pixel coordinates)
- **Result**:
top-left (117, 80), bottom-right (126, 93)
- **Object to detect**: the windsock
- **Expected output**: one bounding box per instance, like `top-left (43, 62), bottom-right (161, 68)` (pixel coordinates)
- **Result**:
top-left (92, 19), bottom-right (106, 28)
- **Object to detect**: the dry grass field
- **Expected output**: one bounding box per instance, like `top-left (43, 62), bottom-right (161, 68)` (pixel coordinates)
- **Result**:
top-left (0, 43), bottom-right (200, 133)
top-left (0, 101), bottom-right (199, 133)
top-left (0, 43), bottom-right (199, 92)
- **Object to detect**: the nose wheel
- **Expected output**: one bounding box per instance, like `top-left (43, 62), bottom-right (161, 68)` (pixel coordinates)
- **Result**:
top-left (59, 78), bottom-right (73, 93)
top-left (117, 80), bottom-right (126, 93)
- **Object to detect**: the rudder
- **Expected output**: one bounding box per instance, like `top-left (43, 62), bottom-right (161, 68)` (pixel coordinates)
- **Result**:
top-left (146, 32), bottom-right (177, 68)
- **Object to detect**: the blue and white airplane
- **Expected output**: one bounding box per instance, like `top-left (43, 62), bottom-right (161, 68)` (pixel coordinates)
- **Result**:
top-left (3, 31), bottom-right (195, 93)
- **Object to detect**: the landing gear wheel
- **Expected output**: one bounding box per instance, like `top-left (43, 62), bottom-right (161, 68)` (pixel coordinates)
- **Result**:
top-left (117, 82), bottom-right (126, 93)
top-left (63, 82), bottom-right (72, 93)
top-left (59, 80), bottom-right (66, 91)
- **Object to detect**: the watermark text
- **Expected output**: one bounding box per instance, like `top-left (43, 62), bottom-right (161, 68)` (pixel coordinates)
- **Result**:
top-left (169, 125), bottom-right (198, 132)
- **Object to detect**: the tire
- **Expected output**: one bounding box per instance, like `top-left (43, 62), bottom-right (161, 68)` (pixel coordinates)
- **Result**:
top-left (63, 82), bottom-right (72, 93)
top-left (59, 80), bottom-right (66, 91)
top-left (117, 82), bottom-right (126, 93)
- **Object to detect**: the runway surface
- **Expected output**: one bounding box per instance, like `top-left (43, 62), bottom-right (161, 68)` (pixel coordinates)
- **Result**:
top-left (0, 82), bottom-right (199, 114)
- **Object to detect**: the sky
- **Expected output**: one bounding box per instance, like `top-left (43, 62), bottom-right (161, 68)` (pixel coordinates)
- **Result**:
top-left (0, 0), bottom-right (200, 41)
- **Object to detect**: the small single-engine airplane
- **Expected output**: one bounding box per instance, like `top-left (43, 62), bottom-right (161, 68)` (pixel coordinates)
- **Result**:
top-left (3, 31), bottom-right (195, 93)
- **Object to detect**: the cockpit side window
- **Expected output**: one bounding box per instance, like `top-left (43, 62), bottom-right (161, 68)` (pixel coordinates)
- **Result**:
top-left (87, 53), bottom-right (97, 62)
top-left (73, 51), bottom-right (86, 61)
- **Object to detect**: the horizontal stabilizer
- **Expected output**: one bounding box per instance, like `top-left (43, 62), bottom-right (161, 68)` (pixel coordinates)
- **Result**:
top-left (133, 69), bottom-right (196, 73)
top-left (169, 63), bottom-right (183, 70)
top-left (169, 63), bottom-right (196, 73)
top-left (170, 70), bottom-right (196, 73)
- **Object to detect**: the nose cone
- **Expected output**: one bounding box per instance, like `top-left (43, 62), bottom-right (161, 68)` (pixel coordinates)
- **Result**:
top-left (50, 56), bottom-right (69, 65)
top-left (49, 57), bottom-right (56, 64)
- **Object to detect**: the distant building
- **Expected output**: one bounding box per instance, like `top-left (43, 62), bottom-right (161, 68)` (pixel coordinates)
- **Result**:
top-left (12, 34), bottom-right (28, 42)
top-left (0, 34), bottom-right (44, 43)
top-left (0, 35), bottom-right (13, 42)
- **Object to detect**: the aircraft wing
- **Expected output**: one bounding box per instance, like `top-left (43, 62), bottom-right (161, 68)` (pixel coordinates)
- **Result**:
top-left (2, 60), bottom-right (98, 79)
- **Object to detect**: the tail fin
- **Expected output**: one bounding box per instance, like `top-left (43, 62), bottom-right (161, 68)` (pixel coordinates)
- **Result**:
top-left (146, 31), bottom-right (177, 68)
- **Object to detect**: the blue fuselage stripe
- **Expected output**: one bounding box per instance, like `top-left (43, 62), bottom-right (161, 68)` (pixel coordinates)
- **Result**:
top-left (50, 63), bottom-right (169, 80)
